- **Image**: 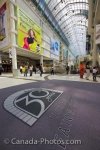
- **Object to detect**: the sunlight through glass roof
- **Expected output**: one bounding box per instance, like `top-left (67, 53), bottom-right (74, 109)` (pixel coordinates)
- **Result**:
top-left (45, 0), bottom-right (89, 56)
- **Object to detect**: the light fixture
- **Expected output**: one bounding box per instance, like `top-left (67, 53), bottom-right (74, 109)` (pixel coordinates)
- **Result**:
top-left (61, 0), bottom-right (65, 3)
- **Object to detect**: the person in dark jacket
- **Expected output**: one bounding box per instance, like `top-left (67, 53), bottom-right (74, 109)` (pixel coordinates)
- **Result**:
top-left (39, 64), bottom-right (43, 77)
top-left (51, 67), bottom-right (54, 75)
top-left (33, 66), bottom-right (36, 74)
top-left (0, 64), bottom-right (3, 75)
top-left (66, 65), bottom-right (69, 74)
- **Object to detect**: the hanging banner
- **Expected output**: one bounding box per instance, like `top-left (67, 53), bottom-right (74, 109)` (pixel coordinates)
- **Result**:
top-left (96, 24), bottom-right (100, 44)
top-left (0, 3), bottom-right (6, 41)
top-left (0, 3), bottom-right (9, 48)
top-left (50, 39), bottom-right (60, 56)
top-left (17, 7), bottom-right (43, 54)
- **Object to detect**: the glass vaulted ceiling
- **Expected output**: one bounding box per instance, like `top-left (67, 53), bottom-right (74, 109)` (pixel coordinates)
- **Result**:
top-left (35, 0), bottom-right (88, 56)
top-left (46, 0), bottom-right (88, 56)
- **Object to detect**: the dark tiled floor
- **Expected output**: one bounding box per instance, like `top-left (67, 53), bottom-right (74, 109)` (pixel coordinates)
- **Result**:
top-left (0, 80), bottom-right (100, 150)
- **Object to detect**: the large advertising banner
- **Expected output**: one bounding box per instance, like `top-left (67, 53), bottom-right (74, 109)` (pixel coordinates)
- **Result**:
top-left (96, 24), bottom-right (100, 44)
top-left (0, 3), bottom-right (9, 48)
top-left (17, 8), bottom-right (43, 54)
top-left (50, 39), bottom-right (60, 56)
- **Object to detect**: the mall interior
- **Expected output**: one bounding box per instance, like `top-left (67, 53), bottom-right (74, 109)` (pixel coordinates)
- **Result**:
top-left (0, 0), bottom-right (100, 150)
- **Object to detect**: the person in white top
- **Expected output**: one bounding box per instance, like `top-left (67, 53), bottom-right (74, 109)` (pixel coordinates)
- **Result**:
top-left (85, 62), bottom-right (90, 80)
top-left (20, 66), bottom-right (23, 74)
top-left (92, 67), bottom-right (97, 81)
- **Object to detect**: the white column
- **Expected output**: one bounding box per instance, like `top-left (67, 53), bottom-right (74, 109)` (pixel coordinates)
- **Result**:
top-left (12, 47), bottom-right (17, 68)
top-left (92, 46), bottom-right (97, 67)
top-left (40, 55), bottom-right (43, 65)
top-left (9, 1), bottom-right (18, 77)
top-left (92, 26), bottom-right (96, 66)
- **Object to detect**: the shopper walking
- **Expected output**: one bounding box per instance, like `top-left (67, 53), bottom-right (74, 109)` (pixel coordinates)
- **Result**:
top-left (51, 67), bottom-right (54, 75)
top-left (92, 67), bottom-right (97, 81)
top-left (85, 62), bottom-right (90, 80)
top-left (20, 65), bottom-right (23, 74)
top-left (66, 65), bottom-right (70, 74)
top-left (0, 64), bottom-right (3, 75)
top-left (79, 62), bottom-right (85, 79)
top-left (33, 66), bottom-right (36, 74)
top-left (24, 65), bottom-right (28, 77)
top-left (39, 64), bottom-right (43, 77)
top-left (29, 65), bottom-right (33, 76)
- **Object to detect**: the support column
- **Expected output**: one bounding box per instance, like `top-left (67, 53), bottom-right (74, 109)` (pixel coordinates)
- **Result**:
top-left (10, 1), bottom-right (18, 77)
top-left (12, 47), bottom-right (18, 76)
top-left (0, 52), bottom-right (2, 64)
top-left (92, 44), bottom-right (97, 66)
